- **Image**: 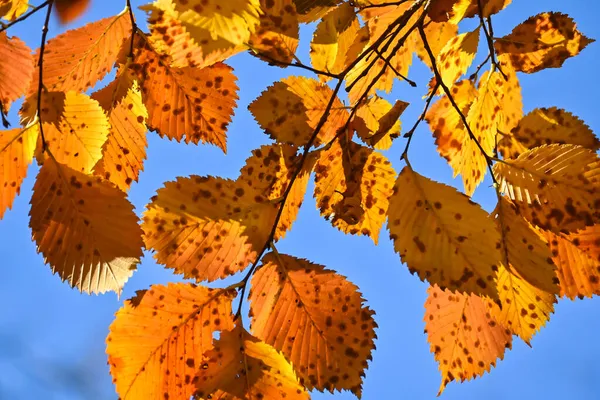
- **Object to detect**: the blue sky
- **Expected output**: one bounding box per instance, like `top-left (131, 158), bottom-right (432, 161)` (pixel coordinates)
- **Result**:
top-left (0, 1), bottom-right (599, 399)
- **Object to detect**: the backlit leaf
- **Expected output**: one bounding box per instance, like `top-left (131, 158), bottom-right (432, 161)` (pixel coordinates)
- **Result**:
top-left (249, 252), bottom-right (376, 397)
top-left (499, 106), bottom-right (599, 159)
top-left (354, 96), bottom-right (408, 150)
top-left (413, 20), bottom-right (458, 70)
top-left (195, 324), bottom-right (309, 400)
top-left (249, 76), bottom-right (348, 147)
top-left (249, 0), bottom-right (300, 65)
top-left (55, 0), bottom-right (90, 24)
top-left (494, 12), bottom-right (594, 73)
top-left (29, 159), bottom-right (143, 294)
top-left (0, 0), bottom-right (28, 21)
top-left (0, 32), bottom-right (34, 113)
top-left (436, 27), bottom-right (479, 89)
top-left (92, 71), bottom-right (148, 191)
top-left (107, 284), bottom-right (235, 399)
top-left (0, 124), bottom-right (37, 219)
top-left (314, 139), bottom-right (396, 243)
top-left (424, 285), bottom-right (512, 395)
top-left (494, 144), bottom-right (600, 233)
top-left (387, 167), bottom-right (502, 298)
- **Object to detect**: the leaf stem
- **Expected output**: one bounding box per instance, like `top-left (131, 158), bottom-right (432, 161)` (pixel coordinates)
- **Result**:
top-left (36, 0), bottom-right (53, 152)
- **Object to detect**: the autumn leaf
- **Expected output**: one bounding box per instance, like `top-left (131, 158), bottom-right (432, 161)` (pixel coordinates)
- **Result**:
top-left (495, 54), bottom-right (523, 134)
top-left (314, 139), bottom-right (396, 243)
top-left (0, 124), bottom-right (37, 219)
top-left (413, 20), bottom-right (458, 70)
top-left (171, 0), bottom-right (262, 46)
top-left (195, 324), bottom-right (309, 400)
top-left (29, 159), bottom-right (143, 294)
top-left (249, 252), bottom-right (376, 397)
top-left (499, 106), bottom-right (600, 159)
top-left (494, 12), bottom-right (594, 73)
top-left (0, 0), bottom-right (29, 21)
top-left (249, 76), bottom-right (348, 147)
top-left (310, 2), bottom-right (359, 79)
top-left (107, 283), bottom-right (236, 399)
top-left (143, 0), bottom-right (243, 69)
top-left (494, 144), bottom-right (600, 233)
top-left (32, 12), bottom-right (132, 93)
top-left (543, 225), bottom-right (600, 299)
top-left (293, 0), bottom-right (341, 23)
top-left (353, 96), bottom-right (408, 150)
top-left (492, 197), bottom-right (558, 343)
top-left (128, 37), bottom-right (238, 151)
top-left (55, 0), bottom-right (91, 24)
top-left (92, 71), bottom-right (148, 191)
top-left (424, 285), bottom-right (512, 394)
top-left (21, 91), bottom-right (110, 174)
top-left (436, 27), bottom-right (479, 89)
top-left (248, 0), bottom-right (300, 65)
top-left (387, 166), bottom-right (502, 298)
top-left (0, 32), bottom-right (34, 114)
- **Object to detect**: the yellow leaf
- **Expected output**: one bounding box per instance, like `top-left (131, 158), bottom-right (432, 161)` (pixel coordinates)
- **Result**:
top-left (354, 96), bottom-right (408, 150)
top-left (499, 106), bottom-right (599, 159)
top-left (293, 0), bottom-right (340, 23)
top-left (495, 54), bottom-right (523, 134)
top-left (249, 0), bottom-right (300, 64)
top-left (544, 226), bottom-right (600, 299)
top-left (143, 0), bottom-right (243, 69)
top-left (461, 70), bottom-right (504, 195)
top-left (32, 13), bottom-right (132, 92)
top-left (492, 197), bottom-right (558, 343)
top-left (426, 79), bottom-right (477, 175)
top-left (29, 159), bottom-right (143, 294)
top-left (196, 324), bottom-right (309, 400)
top-left (494, 12), bottom-right (594, 73)
top-left (310, 2), bottom-right (359, 79)
top-left (424, 286), bottom-right (512, 395)
top-left (107, 283), bottom-right (236, 400)
top-left (494, 144), bottom-right (600, 233)
top-left (387, 166), bottom-right (502, 298)
top-left (129, 37), bottom-right (238, 151)
top-left (314, 139), bottom-right (396, 243)
top-left (0, 0), bottom-right (28, 21)
top-left (238, 144), bottom-right (312, 240)
top-left (172, 0), bottom-right (262, 45)
top-left (427, 0), bottom-right (471, 23)
top-left (249, 252), bottom-right (376, 397)
top-left (0, 32), bottom-right (34, 113)
top-left (413, 20), bottom-right (458, 70)
top-left (437, 27), bottom-right (479, 89)
top-left (21, 91), bottom-right (110, 174)
top-left (249, 76), bottom-right (348, 147)
top-left (92, 71), bottom-right (148, 191)
top-left (0, 124), bottom-right (37, 219)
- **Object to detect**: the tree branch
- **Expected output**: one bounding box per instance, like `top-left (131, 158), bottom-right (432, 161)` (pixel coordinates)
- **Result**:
top-left (36, 0), bottom-right (53, 152)
top-left (0, 0), bottom-right (51, 33)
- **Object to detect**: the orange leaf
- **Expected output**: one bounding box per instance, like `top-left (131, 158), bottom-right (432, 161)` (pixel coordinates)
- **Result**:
top-left (0, 32), bottom-right (34, 113)
top-left (55, 0), bottom-right (90, 24)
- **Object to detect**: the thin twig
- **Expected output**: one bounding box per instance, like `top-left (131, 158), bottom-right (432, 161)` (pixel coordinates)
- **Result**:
top-left (36, 0), bottom-right (53, 152)
top-left (125, 0), bottom-right (137, 59)
top-left (374, 48), bottom-right (417, 87)
top-left (469, 53), bottom-right (491, 81)
top-left (0, 0), bottom-right (51, 33)
top-left (250, 48), bottom-right (340, 79)
top-left (477, 0), bottom-right (507, 80)
top-left (401, 82), bottom-right (439, 159)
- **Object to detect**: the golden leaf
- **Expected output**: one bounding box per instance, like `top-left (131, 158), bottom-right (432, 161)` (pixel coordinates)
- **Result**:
top-left (354, 96), bottom-right (408, 150)
top-left (293, 0), bottom-right (340, 23)
top-left (413, 20), bottom-right (458, 70)
top-left (143, 0), bottom-right (243, 69)
top-left (92, 71), bottom-right (148, 191)
top-left (499, 106), bottom-right (600, 159)
top-left (436, 27), bottom-right (479, 89)
top-left (0, 32), bottom-right (34, 113)
top-left (249, 76), bottom-right (348, 147)
top-left (492, 197), bottom-right (558, 343)
top-left (310, 2), bottom-right (359, 79)
top-left (21, 91), bottom-right (110, 174)
top-left (424, 285), bottom-right (512, 395)
top-left (32, 12), bottom-right (132, 92)
top-left (172, 0), bottom-right (262, 45)
top-left (494, 144), bottom-right (600, 233)
top-left (494, 12), bottom-right (594, 73)
top-left (249, 0), bottom-right (300, 64)
top-left (544, 226), bottom-right (600, 299)
top-left (387, 166), bottom-right (502, 298)
top-left (314, 139), bottom-right (396, 243)
top-left (0, 0), bottom-right (29, 21)
top-left (29, 159), bottom-right (143, 294)
top-left (129, 37), bottom-right (238, 151)
top-left (249, 252), bottom-right (376, 397)
top-left (0, 124), bottom-right (37, 219)
top-left (107, 283), bottom-right (236, 400)
top-left (195, 324), bottom-right (309, 400)
top-left (495, 54), bottom-right (523, 134)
